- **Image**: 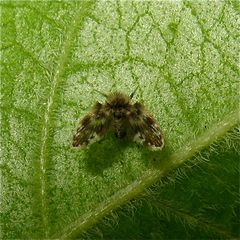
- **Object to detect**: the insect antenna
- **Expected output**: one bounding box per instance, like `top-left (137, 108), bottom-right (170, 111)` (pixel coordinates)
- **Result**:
top-left (92, 89), bottom-right (108, 98)
top-left (129, 86), bottom-right (139, 99)
top-left (85, 79), bottom-right (108, 98)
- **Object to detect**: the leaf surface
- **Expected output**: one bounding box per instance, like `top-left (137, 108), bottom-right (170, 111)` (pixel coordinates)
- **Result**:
top-left (81, 128), bottom-right (240, 239)
top-left (1, 1), bottom-right (239, 239)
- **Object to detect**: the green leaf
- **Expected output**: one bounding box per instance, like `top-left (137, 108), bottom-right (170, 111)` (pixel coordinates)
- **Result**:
top-left (82, 128), bottom-right (240, 239)
top-left (1, 1), bottom-right (239, 239)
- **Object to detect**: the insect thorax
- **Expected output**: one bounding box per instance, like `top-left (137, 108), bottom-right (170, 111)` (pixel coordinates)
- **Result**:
top-left (113, 120), bottom-right (127, 138)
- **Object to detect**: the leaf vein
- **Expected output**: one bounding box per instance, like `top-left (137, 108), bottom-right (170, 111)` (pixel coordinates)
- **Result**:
top-left (53, 110), bottom-right (239, 239)
top-left (37, 1), bottom-right (95, 237)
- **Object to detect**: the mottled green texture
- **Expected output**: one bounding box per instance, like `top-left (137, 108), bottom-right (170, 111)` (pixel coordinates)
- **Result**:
top-left (1, 1), bottom-right (239, 239)
top-left (83, 128), bottom-right (240, 239)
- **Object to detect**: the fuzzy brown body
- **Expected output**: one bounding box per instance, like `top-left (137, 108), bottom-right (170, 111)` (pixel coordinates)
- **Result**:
top-left (72, 91), bottom-right (164, 151)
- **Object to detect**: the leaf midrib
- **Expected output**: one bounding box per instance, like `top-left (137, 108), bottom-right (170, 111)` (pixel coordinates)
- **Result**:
top-left (37, 1), bottom-right (95, 237)
top-left (53, 110), bottom-right (239, 239)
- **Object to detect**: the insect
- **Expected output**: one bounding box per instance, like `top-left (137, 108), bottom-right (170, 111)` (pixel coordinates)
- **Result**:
top-left (72, 89), bottom-right (164, 151)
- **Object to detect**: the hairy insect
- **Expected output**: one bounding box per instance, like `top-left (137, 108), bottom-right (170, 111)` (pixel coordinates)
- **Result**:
top-left (72, 91), bottom-right (164, 151)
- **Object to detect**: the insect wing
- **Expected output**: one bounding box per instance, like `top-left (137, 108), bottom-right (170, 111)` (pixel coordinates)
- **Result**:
top-left (131, 108), bottom-right (164, 151)
top-left (72, 103), bottom-right (110, 148)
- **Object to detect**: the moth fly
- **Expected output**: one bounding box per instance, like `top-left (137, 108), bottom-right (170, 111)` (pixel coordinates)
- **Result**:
top-left (72, 89), bottom-right (164, 151)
